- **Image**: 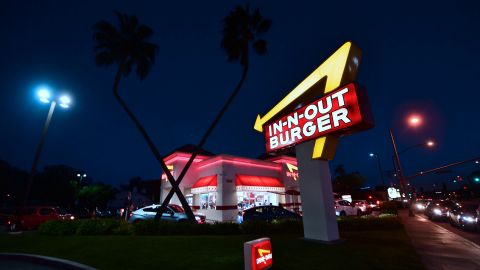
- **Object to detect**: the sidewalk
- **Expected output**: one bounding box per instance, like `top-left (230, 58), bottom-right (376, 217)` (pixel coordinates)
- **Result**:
top-left (399, 210), bottom-right (480, 270)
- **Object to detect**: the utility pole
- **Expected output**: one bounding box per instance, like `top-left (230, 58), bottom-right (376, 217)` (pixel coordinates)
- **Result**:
top-left (389, 128), bottom-right (414, 217)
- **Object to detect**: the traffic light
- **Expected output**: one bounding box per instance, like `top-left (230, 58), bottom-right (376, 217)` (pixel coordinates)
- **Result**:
top-left (474, 177), bottom-right (480, 183)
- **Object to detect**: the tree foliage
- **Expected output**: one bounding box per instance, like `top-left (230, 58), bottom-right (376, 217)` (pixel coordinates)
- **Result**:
top-left (332, 164), bottom-right (366, 193)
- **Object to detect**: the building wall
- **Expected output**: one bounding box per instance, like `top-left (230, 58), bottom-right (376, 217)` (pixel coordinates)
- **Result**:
top-left (162, 152), bottom-right (301, 222)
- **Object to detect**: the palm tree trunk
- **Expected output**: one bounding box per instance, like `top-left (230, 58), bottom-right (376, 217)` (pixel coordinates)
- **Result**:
top-left (157, 61), bottom-right (249, 216)
top-left (112, 62), bottom-right (197, 222)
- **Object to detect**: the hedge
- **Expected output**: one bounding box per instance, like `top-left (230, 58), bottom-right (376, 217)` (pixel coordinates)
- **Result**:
top-left (38, 215), bottom-right (402, 236)
top-left (379, 201), bottom-right (399, 215)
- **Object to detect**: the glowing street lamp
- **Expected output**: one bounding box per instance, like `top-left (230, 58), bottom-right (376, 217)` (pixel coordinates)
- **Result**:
top-left (391, 113), bottom-right (428, 217)
top-left (399, 139), bottom-right (436, 154)
top-left (24, 86), bottom-right (73, 206)
top-left (407, 114), bottom-right (423, 128)
top-left (76, 173), bottom-right (87, 183)
top-left (37, 87), bottom-right (51, 103)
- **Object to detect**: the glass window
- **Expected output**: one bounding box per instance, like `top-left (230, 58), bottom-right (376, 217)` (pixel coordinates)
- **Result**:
top-left (186, 194), bottom-right (193, 206)
top-left (169, 205), bottom-right (185, 213)
top-left (200, 193), bottom-right (216, 209)
top-left (143, 207), bottom-right (155, 212)
top-left (200, 194), bottom-right (208, 209)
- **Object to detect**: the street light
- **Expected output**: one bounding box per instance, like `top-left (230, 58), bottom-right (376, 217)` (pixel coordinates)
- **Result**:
top-left (369, 152), bottom-right (385, 186)
top-left (390, 113), bottom-right (427, 217)
top-left (407, 114), bottom-right (423, 128)
top-left (398, 139), bottom-right (436, 154)
top-left (77, 173), bottom-right (87, 183)
top-left (23, 86), bottom-right (73, 206)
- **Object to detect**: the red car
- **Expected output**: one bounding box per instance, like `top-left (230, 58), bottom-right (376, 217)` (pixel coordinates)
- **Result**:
top-left (5, 206), bottom-right (74, 231)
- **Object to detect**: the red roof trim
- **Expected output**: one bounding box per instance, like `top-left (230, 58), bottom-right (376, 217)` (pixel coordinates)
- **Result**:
top-left (192, 175), bottom-right (217, 188)
top-left (235, 175), bottom-right (284, 188)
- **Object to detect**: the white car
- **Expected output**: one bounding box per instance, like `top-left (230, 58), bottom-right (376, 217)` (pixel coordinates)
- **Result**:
top-left (352, 200), bottom-right (371, 214)
top-left (335, 200), bottom-right (362, 216)
top-left (128, 204), bottom-right (205, 224)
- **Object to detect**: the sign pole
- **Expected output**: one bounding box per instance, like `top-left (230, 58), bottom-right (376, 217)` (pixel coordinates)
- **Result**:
top-left (295, 140), bottom-right (339, 242)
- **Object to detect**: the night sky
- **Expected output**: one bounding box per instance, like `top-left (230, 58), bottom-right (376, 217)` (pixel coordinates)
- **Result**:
top-left (1, 1), bottom-right (479, 190)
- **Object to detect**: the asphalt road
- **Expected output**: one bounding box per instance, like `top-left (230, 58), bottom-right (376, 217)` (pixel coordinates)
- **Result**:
top-left (420, 214), bottom-right (480, 246)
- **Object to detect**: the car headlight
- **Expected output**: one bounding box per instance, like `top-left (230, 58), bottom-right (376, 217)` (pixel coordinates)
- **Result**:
top-left (433, 208), bottom-right (442, 215)
top-left (416, 204), bottom-right (425, 210)
top-left (462, 216), bottom-right (475, 223)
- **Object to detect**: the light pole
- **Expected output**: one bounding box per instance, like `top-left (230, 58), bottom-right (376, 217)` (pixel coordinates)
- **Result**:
top-left (369, 153), bottom-right (385, 186)
top-left (76, 173), bottom-right (87, 183)
top-left (389, 128), bottom-right (412, 216)
top-left (389, 113), bottom-right (428, 217)
top-left (23, 87), bottom-right (72, 207)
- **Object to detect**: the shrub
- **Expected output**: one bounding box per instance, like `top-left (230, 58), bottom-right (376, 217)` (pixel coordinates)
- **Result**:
top-left (76, 219), bottom-right (126, 235)
top-left (337, 215), bottom-right (402, 231)
top-left (112, 221), bottom-right (134, 235)
top-left (380, 201), bottom-right (399, 215)
top-left (39, 220), bottom-right (80, 236)
top-left (240, 219), bottom-right (303, 235)
top-left (133, 220), bottom-right (241, 236)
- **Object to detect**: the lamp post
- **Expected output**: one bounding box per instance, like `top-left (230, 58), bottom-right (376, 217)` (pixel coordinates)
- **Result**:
top-left (389, 128), bottom-right (412, 216)
top-left (76, 173), bottom-right (87, 183)
top-left (369, 153), bottom-right (385, 186)
top-left (23, 87), bottom-right (72, 207)
top-left (389, 113), bottom-right (428, 217)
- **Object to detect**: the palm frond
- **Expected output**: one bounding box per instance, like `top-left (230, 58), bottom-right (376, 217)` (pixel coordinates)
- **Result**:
top-left (221, 4), bottom-right (271, 66)
top-left (93, 11), bottom-right (158, 80)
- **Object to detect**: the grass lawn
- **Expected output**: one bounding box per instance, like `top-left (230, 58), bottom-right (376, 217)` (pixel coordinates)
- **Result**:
top-left (0, 230), bottom-right (424, 270)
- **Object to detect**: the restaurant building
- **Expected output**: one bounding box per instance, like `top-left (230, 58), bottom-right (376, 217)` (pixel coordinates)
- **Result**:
top-left (160, 145), bottom-right (301, 222)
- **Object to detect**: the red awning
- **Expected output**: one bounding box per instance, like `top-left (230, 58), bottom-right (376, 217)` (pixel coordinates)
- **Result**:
top-left (191, 175), bottom-right (217, 194)
top-left (235, 175), bottom-right (285, 192)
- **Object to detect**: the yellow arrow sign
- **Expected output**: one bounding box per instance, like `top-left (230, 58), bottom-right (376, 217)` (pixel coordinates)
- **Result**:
top-left (258, 248), bottom-right (271, 258)
top-left (254, 41), bottom-right (362, 160)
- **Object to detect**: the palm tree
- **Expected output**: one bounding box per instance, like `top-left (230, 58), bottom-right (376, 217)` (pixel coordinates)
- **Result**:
top-left (156, 4), bottom-right (271, 215)
top-left (93, 12), bottom-right (197, 222)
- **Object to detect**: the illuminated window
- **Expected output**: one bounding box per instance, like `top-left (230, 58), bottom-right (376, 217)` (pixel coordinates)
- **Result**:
top-left (200, 192), bottom-right (216, 209)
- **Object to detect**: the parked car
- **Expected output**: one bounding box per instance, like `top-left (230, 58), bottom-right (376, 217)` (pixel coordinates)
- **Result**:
top-left (335, 200), bottom-right (362, 216)
top-left (5, 206), bottom-right (74, 231)
top-left (242, 205), bottom-right (301, 223)
top-left (425, 200), bottom-right (455, 221)
top-left (449, 203), bottom-right (479, 230)
top-left (352, 200), bottom-right (371, 215)
top-left (0, 208), bottom-right (16, 226)
top-left (128, 204), bottom-right (206, 224)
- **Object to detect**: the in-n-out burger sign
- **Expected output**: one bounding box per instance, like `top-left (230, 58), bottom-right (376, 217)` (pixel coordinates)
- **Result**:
top-left (264, 83), bottom-right (372, 152)
top-left (254, 41), bottom-right (373, 160)
top-left (244, 238), bottom-right (272, 270)
top-left (285, 163), bottom-right (299, 181)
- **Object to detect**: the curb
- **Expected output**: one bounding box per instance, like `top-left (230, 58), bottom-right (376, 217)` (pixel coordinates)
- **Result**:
top-left (0, 253), bottom-right (97, 270)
